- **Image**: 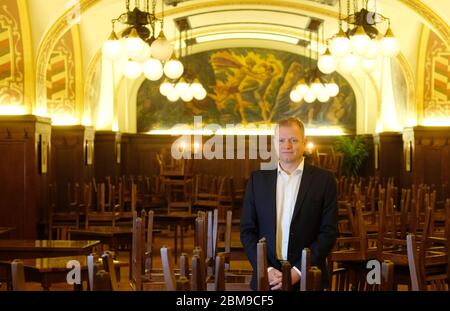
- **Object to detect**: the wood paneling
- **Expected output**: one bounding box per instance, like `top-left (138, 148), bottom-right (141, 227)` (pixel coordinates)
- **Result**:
top-left (402, 126), bottom-right (450, 190)
top-left (94, 131), bottom-right (121, 183)
top-left (51, 126), bottom-right (94, 212)
top-left (373, 132), bottom-right (403, 185)
top-left (0, 115), bottom-right (51, 238)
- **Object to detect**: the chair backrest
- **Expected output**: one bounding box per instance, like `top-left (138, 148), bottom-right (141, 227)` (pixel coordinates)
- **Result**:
top-left (101, 251), bottom-right (119, 291)
top-left (256, 238), bottom-right (269, 291)
top-left (281, 261), bottom-right (292, 291)
top-left (11, 259), bottom-right (26, 291)
top-left (213, 253), bottom-right (226, 291)
top-left (130, 213), bottom-right (144, 290)
top-left (300, 248), bottom-right (322, 291)
top-left (160, 245), bottom-right (176, 291)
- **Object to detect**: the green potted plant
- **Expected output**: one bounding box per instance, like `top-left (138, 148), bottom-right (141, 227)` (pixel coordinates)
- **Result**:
top-left (334, 136), bottom-right (369, 177)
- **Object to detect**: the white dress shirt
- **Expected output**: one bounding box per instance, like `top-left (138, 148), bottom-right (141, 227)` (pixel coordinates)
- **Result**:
top-left (268, 158), bottom-right (304, 278)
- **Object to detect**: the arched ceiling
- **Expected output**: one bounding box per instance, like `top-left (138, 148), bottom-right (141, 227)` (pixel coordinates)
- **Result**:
top-left (28, 0), bottom-right (449, 81)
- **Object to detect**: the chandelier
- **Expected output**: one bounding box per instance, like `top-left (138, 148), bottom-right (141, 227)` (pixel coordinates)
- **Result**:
top-left (290, 27), bottom-right (339, 104)
top-left (159, 18), bottom-right (207, 102)
top-left (102, 0), bottom-right (184, 81)
top-left (318, 0), bottom-right (400, 75)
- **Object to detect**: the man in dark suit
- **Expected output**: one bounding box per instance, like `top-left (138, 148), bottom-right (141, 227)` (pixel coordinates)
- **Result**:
top-left (240, 117), bottom-right (337, 290)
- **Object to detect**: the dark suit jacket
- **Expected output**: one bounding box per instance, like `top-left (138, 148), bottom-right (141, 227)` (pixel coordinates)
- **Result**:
top-left (240, 163), bottom-right (338, 290)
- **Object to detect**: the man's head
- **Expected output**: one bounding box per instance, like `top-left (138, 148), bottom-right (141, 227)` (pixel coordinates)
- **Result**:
top-left (274, 117), bottom-right (306, 167)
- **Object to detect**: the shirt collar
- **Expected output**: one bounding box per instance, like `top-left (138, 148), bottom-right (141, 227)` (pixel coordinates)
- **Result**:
top-left (278, 158), bottom-right (304, 176)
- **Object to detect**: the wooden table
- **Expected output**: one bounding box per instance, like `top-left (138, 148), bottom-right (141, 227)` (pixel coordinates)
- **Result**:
top-left (0, 255), bottom-right (125, 290)
top-left (0, 240), bottom-right (101, 260)
top-left (68, 227), bottom-right (133, 251)
top-left (154, 213), bottom-right (196, 263)
top-left (0, 227), bottom-right (15, 238)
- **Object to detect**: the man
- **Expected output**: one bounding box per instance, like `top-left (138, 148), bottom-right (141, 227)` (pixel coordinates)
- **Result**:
top-left (240, 117), bottom-right (337, 290)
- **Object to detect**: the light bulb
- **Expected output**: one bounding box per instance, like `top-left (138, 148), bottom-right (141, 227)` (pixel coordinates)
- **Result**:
top-left (150, 31), bottom-right (174, 61)
top-left (366, 39), bottom-right (379, 59)
top-left (338, 54), bottom-right (360, 74)
top-left (175, 79), bottom-right (189, 95)
top-left (124, 28), bottom-right (144, 59)
top-left (350, 26), bottom-right (371, 56)
top-left (310, 79), bottom-right (324, 96)
top-left (163, 59), bottom-right (184, 80)
top-left (317, 91), bottom-right (330, 103)
top-left (380, 28), bottom-right (400, 57)
top-left (329, 28), bottom-right (351, 57)
top-left (296, 81), bottom-right (309, 96)
top-left (181, 88), bottom-right (194, 102)
top-left (289, 89), bottom-right (302, 103)
top-left (133, 43), bottom-right (151, 62)
top-left (194, 87), bottom-right (207, 100)
top-left (362, 58), bottom-right (377, 72)
top-left (160, 81), bottom-right (174, 96)
top-left (303, 90), bottom-right (316, 103)
top-left (123, 60), bottom-right (142, 79)
top-left (143, 58), bottom-right (163, 81)
top-left (318, 48), bottom-right (337, 74)
top-left (190, 80), bottom-right (203, 95)
top-left (325, 83), bottom-right (339, 97)
top-left (167, 89), bottom-right (179, 102)
top-left (102, 31), bottom-right (122, 60)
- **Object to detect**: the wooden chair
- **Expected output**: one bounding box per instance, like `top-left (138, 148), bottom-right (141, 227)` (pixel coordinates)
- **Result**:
top-left (11, 259), bottom-right (26, 291)
top-left (300, 248), bottom-right (322, 291)
top-left (257, 238), bottom-right (269, 291)
top-left (407, 233), bottom-right (449, 291)
top-left (49, 182), bottom-right (81, 239)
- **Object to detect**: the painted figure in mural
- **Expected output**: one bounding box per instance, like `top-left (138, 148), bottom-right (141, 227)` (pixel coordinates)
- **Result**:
top-left (240, 117), bottom-right (338, 290)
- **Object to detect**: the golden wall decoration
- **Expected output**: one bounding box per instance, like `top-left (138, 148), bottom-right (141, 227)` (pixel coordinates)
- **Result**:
top-left (423, 31), bottom-right (450, 119)
top-left (46, 29), bottom-right (76, 118)
top-left (0, 0), bottom-right (24, 106)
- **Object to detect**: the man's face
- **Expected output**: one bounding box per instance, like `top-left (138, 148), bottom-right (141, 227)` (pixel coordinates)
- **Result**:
top-left (275, 124), bottom-right (306, 166)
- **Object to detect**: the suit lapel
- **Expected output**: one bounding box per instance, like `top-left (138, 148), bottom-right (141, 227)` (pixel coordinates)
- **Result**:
top-left (291, 163), bottom-right (314, 223)
top-left (267, 169), bottom-right (278, 257)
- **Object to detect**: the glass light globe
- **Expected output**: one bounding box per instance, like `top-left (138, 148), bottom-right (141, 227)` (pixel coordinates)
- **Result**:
top-left (150, 31), bottom-right (174, 61)
top-left (181, 88), bottom-right (194, 102)
top-left (193, 87), bottom-right (207, 100)
top-left (338, 54), bottom-right (360, 74)
top-left (318, 50), bottom-right (337, 74)
top-left (366, 39), bottom-right (379, 59)
top-left (190, 80), bottom-right (203, 95)
top-left (350, 26), bottom-right (371, 56)
top-left (317, 91), bottom-right (330, 103)
top-left (102, 31), bottom-right (122, 60)
top-left (303, 90), bottom-right (316, 103)
top-left (167, 89), bottom-right (179, 102)
top-left (163, 59), bottom-right (184, 80)
top-left (329, 28), bottom-right (351, 57)
top-left (289, 89), bottom-right (302, 103)
top-left (123, 60), bottom-right (142, 79)
top-left (325, 83), bottom-right (339, 97)
top-left (175, 79), bottom-right (189, 95)
top-left (362, 58), bottom-right (377, 72)
top-left (143, 58), bottom-right (163, 81)
top-left (380, 28), bottom-right (400, 57)
top-left (296, 81), bottom-right (309, 96)
top-left (124, 28), bottom-right (145, 59)
top-left (159, 80), bottom-right (174, 96)
top-left (133, 43), bottom-right (151, 62)
top-left (310, 79), bottom-right (324, 96)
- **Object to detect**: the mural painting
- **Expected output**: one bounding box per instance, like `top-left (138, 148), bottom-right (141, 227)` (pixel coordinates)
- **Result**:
top-left (137, 48), bottom-right (356, 133)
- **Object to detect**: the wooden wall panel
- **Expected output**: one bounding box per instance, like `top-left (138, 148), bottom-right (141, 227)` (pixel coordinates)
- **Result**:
top-left (373, 132), bottom-right (403, 186)
top-left (403, 126), bottom-right (450, 193)
top-left (0, 116), bottom-right (51, 238)
top-left (94, 131), bottom-right (121, 183)
top-left (51, 125), bottom-right (94, 211)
